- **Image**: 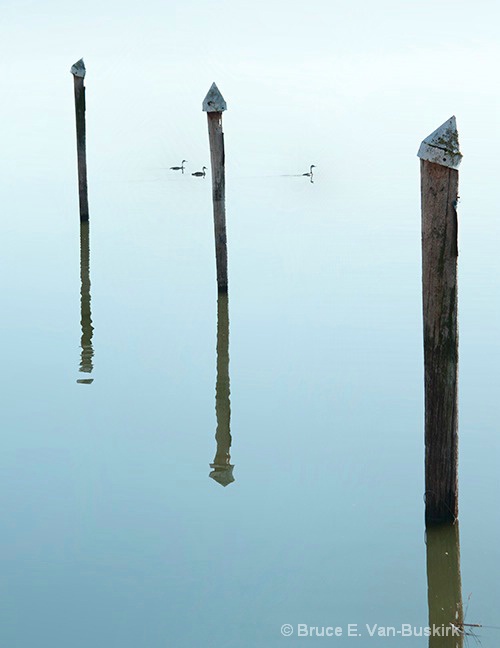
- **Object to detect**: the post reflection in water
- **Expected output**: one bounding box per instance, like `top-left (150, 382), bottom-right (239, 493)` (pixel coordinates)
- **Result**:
top-left (426, 523), bottom-right (464, 647)
top-left (209, 293), bottom-right (234, 486)
top-left (77, 221), bottom-right (94, 384)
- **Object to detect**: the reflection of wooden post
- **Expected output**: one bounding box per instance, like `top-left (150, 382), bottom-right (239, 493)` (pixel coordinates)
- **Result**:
top-left (203, 83), bottom-right (228, 293)
top-left (70, 59), bottom-right (89, 222)
top-left (209, 293), bottom-right (234, 486)
top-left (418, 117), bottom-right (462, 524)
top-left (77, 222), bottom-right (94, 384)
top-left (426, 523), bottom-right (464, 647)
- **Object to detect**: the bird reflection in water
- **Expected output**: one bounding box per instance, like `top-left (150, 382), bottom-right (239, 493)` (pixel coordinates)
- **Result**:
top-left (209, 292), bottom-right (234, 486)
top-left (426, 522), bottom-right (465, 647)
top-left (77, 221), bottom-right (94, 384)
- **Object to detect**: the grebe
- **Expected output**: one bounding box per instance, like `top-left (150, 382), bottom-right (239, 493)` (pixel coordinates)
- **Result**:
top-left (170, 160), bottom-right (187, 172)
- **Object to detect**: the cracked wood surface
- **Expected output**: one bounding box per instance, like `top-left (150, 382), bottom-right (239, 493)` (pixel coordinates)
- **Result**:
top-left (421, 159), bottom-right (459, 523)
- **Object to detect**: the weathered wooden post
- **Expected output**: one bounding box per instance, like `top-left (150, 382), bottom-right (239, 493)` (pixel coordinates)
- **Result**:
top-left (77, 221), bottom-right (94, 384)
top-left (203, 83), bottom-right (228, 292)
top-left (209, 293), bottom-right (234, 486)
top-left (426, 523), bottom-right (464, 646)
top-left (70, 58), bottom-right (89, 222)
top-left (418, 117), bottom-right (462, 524)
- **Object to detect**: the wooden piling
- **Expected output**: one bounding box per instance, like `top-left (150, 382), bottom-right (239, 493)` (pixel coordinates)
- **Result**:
top-left (209, 293), bottom-right (234, 486)
top-left (203, 83), bottom-right (228, 292)
top-left (418, 117), bottom-right (462, 524)
top-left (77, 221), bottom-right (94, 384)
top-left (71, 59), bottom-right (89, 222)
top-left (426, 522), bottom-right (463, 646)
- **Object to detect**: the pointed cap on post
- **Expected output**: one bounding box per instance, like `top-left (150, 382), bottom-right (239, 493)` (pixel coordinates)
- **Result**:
top-left (202, 82), bottom-right (227, 112)
top-left (417, 116), bottom-right (462, 169)
top-left (70, 58), bottom-right (86, 78)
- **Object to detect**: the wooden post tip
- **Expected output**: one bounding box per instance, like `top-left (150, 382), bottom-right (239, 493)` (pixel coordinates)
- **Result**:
top-left (417, 116), bottom-right (462, 169)
top-left (71, 59), bottom-right (86, 78)
top-left (202, 82), bottom-right (227, 112)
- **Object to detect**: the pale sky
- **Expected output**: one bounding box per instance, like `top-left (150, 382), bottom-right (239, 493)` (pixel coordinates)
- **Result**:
top-left (1, 0), bottom-right (499, 203)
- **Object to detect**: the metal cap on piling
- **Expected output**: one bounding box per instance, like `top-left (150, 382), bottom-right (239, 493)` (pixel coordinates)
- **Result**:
top-left (202, 82), bottom-right (227, 113)
top-left (70, 58), bottom-right (86, 78)
top-left (417, 116), bottom-right (462, 169)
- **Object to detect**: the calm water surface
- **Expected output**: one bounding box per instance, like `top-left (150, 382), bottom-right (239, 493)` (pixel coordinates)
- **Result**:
top-left (1, 2), bottom-right (500, 644)
top-left (1, 162), bottom-right (498, 646)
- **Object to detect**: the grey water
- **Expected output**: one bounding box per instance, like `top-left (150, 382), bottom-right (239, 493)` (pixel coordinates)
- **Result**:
top-left (1, 157), bottom-right (498, 647)
top-left (1, 1), bottom-right (500, 646)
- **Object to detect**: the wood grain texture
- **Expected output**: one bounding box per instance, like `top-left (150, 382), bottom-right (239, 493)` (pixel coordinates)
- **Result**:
top-left (73, 75), bottom-right (89, 222)
top-left (421, 159), bottom-right (459, 523)
top-left (207, 111), bottom-right (228, 292)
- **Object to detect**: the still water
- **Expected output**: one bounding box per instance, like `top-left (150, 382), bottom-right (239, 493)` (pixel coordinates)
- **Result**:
top-left (0, 157), bottom-right (498, 646)
top-left (1, 1), bottom-right (500, 643)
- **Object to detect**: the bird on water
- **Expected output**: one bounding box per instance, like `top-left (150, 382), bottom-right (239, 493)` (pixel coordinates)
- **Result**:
top-left (303, 165), bottom-right (316, 177)
top-left (170, 160), bottom-right (187, 173)
top-left (192, 166), bottom-right (207, 178)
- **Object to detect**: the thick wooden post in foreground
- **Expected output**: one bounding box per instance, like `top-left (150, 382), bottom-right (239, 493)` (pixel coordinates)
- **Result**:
top-left (418, 117), bottom-right (462, 524)
top-left (71, 59), bottom-right (89, 222)
top-left (209, 293), bottom-right (234, 486)
top-left (203, 83), bottom-right (228, 292)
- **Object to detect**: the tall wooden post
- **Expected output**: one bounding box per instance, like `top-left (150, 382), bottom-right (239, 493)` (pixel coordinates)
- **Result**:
top-left (426, 523), bottom-right (464, 646)
top-left (77, 221), bottom-right (94, 384)
top-left (203, 83), bottom-right (228, 292)
top-left (71, 59), bottom-right (89, 222)
top-left (209, 293), bottom-right (234, 486)
top-left (418, 117), bottom-right (462, 524)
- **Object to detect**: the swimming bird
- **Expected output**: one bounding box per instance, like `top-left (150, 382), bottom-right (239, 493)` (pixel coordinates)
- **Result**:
top-left (170, 160), bottom-right (187, 173)
top-left (303, 165), bottom-right (316, 177)
top-left (192, 166), bottom-right (207, 178)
